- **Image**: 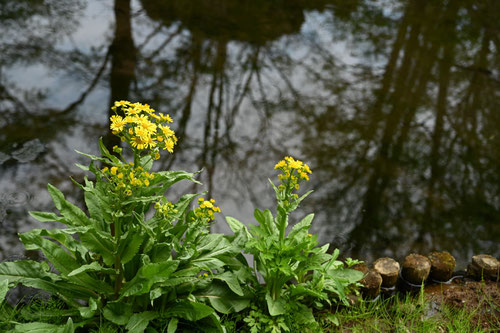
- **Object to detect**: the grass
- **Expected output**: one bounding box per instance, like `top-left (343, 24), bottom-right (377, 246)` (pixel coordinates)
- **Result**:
top-left (325, 293), bottom-right (491, 333)
top-left (2, 287), bottom-right (499, 332)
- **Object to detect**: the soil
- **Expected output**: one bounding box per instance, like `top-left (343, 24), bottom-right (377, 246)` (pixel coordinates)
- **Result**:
top-left (424, 278), bottom-right (500, 331)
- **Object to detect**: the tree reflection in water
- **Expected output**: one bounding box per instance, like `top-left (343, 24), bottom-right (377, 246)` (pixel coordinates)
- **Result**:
top-left (0, 0), bottom-right (498, 267)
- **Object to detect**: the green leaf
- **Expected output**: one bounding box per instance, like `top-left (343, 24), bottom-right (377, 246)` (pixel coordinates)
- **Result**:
top-left (98, 138), bottom-right (121, 164)
top-left (197, 281), bottom-right (251, 314)
top-left (191, 237), bottom-right (233, 269)
top-left (14, 321), bottom-right (75, 333)
top-left (125, 312), bottom-right (158, 333)
top-left (29, 211), bottom-right (66, 223)
top-left (68, 262), bottom-right (117, 277)
top-left (121, 195), bottom-right (164, 206)
top-left (167, 301), bottom-right (214, 321)
top-left (265, 293), bottom-right (286, 316)
top-left (19, 232), bottom-right (113, 294)
top-left (118, 230), bottom-right (146, 265)
top-left (0, 260), bottom-right (95, 304)
top-left (214, 271), bottom-right (243, 296)
top-left (62, 317), bottom-right (74, 333)
top-left (78, 297), bottom-right (98, 318)
top-left (121, 261), bottom-right (180, 297)
top-left (0, 279), bottom-right (9, 302)
top-left (287, 213), bottom-right (314, 239)
top-left (167, 318), bottom-right (178, 333)
top-left (25, 229), bottom-right (88, 261)
top-left (140, 155), bottom-right (154, 171)
top-left (155, 170), bottom-right (202, 189)
top-left (75, 150), bottom-right (111, 164)
top-left (328, 268), bottom-right (364, 283)
top-left (84, 183), bottom-right (112, 225)
top-left (47, 184), bottom-right (92, 227)
top-left (103, 301), bottom-right (133, 325)
top-left (254, 209), bottom-right (276, 236)
top-left (225, 216), bottom-right (247, 234)
top-left (78, 229), bottom-right (115, 266)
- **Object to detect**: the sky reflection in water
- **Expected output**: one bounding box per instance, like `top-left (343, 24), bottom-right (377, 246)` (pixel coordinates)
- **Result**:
top-left (1, 0), bottom-right (499, 267)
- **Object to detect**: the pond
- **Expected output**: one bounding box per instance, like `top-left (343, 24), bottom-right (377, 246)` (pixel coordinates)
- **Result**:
top-left (1, 0), bottom-right (499, 268)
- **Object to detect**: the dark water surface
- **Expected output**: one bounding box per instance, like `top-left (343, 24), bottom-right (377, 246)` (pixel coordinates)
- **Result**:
top-left (1, 0), bottom-right (499, 267)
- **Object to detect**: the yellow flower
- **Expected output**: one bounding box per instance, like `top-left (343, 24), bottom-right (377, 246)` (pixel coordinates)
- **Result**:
top-left (144, 179), bottom-right (150, 186)
top-left (110, 167), bottom-right (118, 175)
top-left (164, 139), bottom-right (174, 153)
top-left (117, 173), bottom-right (123, 179)
top-left (160, 125), bottom-right (175, 137)
top-left (110, 115), bottom-right (126, 133)
top-left (131, 137), bottom-right (147, 150)
top-left (114, 100), bottom-right (130, 108)
top-left (274, 160), bottom-right (286, 169)
top-left (102, 167), bottom-right (109, 173)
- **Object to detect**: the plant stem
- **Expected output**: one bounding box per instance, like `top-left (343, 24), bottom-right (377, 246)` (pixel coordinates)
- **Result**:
top-left (114, 210), bottom-right (123, 297)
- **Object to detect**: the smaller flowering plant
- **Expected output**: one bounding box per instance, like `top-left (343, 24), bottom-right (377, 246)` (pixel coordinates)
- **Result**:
top-left (226, 156), bottom-right (363, 331)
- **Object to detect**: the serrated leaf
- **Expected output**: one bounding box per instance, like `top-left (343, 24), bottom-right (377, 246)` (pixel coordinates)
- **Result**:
top-left (14, 319), bottom-right (77, 333)
top-left (0, 279), bottom-right (9, 302)
top-left (79, 229), bottom-right (114, 266)
top-left (19, 232), bottom-right (113, 294)
top-left (225, 216), bottom-right (246, 233)
top-left (29, 211), bottom-right (66, 223)
top-left (119, 230), bottom-right (146, 265)
top-left (67, 262), bottom-right (117, 277)
top-left (0, 260), bottom-right (94, 304)
top-left (287, 213), bottom-right (314, 239)
top-left (47, 184), bottom-right (92, 227)
top-left (26, 228), bottom-right (88, 261)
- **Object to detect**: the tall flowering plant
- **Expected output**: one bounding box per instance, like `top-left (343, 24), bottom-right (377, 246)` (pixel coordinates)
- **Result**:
top-left (226, 157), bottom-right (363, 332)
top-left (0, 101), bottom-right (250, 332)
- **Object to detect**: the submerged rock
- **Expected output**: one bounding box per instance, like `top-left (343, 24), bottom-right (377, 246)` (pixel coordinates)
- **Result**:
top-left (11, 139), bottom-right (45, 163)
top-left (373, 257), bottom-right (400, 288)
top-left (467, 254), bottom-right (499, 281)
top-left (427, 251), bottom-right (456, 282)
top-left (402, 254), bottom-right (431, 285)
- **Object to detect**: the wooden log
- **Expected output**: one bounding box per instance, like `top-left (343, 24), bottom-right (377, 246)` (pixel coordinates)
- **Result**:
top-left (373, 257), bottom-right (400, 288)
top-left (427, 251), bottom-right (456, 282)
top-left (402, 253), bottom-right (431, 285)
top-left (467, 254), bottom-right (499, 281)
top-left (360, 269), bottom-right (382, 298)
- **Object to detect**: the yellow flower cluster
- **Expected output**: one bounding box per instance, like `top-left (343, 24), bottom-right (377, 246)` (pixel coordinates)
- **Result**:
top-left (274, 156), bottom-right (312, 191)
top-left (110, 100), bottom-right (177, 157)
top-left (154, 201), bottom-right (178, 218)
top-left (102, 163), bottom-right (155, 196)
top-left (194, 198), bottom-right (221, 222)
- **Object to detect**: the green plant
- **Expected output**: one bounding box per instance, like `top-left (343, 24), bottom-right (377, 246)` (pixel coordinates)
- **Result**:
top-left (0, 101), bottom-right (249, 332)
top-left (226, 157), bottom-right (363, 332)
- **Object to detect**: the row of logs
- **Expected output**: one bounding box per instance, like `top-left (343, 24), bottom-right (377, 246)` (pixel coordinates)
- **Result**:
top-left (352, 252), bottom-right (499, 298)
